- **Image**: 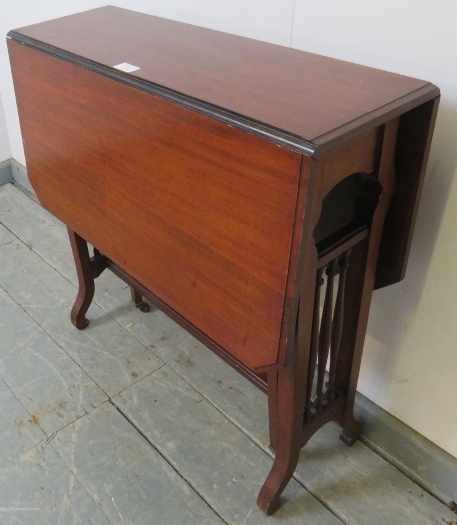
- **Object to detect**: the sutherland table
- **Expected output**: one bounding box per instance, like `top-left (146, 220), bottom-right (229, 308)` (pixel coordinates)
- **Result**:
top-left (8, 6), bottom-right (440, 515)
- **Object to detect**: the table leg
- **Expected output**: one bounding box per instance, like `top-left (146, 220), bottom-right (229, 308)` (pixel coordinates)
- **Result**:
top-left (68, 229), bottom-right (94, 329)
top-left (336, 120), bottom-right (398, 444)
top-left (257, 364), bottom-right (303, 515)
top-left (130, 286), bottom-right (150, 312)
top-left (258, 280), bottom-right (313, 515)
top-left (258, 119), bottom-right (399, 514)
top-left (67, 228), bottom-right (107, 329)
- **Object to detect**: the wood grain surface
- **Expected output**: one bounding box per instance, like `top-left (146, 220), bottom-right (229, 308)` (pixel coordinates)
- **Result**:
top-left (9, 6), bottom-right (432, 142)
top-left (9, 41), bottom-right (302, 371)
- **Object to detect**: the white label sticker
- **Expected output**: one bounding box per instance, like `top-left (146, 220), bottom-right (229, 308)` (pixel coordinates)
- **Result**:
top-left (113, 63), bottom-right (140, 73)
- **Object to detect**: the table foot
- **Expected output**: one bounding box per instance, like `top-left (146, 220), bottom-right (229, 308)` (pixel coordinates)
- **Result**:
top-left (136, 301), bottom-right (150, 312)
top-left (131, 287), bottom-right (150, 312)
top-left (257, 492), bottom-right (282, 516)
top-left (256, 447), bottom-right (299, 515)
top-left (71, 305), bottom-right (90, 330)
top-left (339, 414), bottom-right (361, 446)
top-left (339, 428), bottom-right (358, 446)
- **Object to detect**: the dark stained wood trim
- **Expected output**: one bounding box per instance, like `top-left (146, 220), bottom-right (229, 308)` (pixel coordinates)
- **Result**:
top-left (7, 32), bottom-right (317, 156)
top-left (316, 223), bottom-right (369, 268)
top-left (8, 30), bottom-right (439, 157)
top-left (274, 154), bottom-right (307, 370)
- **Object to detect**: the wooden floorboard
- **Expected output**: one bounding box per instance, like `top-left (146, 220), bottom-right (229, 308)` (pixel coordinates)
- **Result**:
top-left (0, 442), bottom-right (113, 525)
top-left (113, 365), bottom-right (344, 525)
top-left (355, 393), bottom-right (457, 509)
top-left (0, 183), bottom-right (456, 525)
top-left (0, 378), bottom-right (45, 469)
top-left (0, 236), bottom-right (165, 399)
top-left (0, 287), bottom-right (107, 436)
top-left (51, 402), bottom-right (224, 525)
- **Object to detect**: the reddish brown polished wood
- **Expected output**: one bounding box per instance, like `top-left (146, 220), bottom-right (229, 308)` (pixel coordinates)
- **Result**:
top-left (7, 7), bottom-right (440, 516)
top-left (9, 6), bottom-right (432, 143)
top-left (8, 41), bottom-right (302, 372)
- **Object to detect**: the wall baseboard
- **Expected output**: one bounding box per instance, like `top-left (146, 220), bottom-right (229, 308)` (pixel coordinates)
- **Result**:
top-left (355, 393), bottom-right (457, 510)
top-left (0, 159), bottom-right (13, 186)
top-left (10, 158), bottom-right (35, 197)
top-left (5, 159), bottom-right (457, 511)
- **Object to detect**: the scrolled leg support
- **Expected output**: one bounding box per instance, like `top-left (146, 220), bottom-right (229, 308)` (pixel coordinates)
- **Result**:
top-left (257, 447), bottom-right (300, 515)
top-left (68, 229), bottom-right (108, 329)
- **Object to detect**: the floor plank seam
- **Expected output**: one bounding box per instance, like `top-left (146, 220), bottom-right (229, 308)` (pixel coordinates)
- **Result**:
top-left (11, 180), bottom-right (40, 204)
top-left (0, 434), bottom-right (117, 525)
top-left (0, 239), bottom-right (15, 248)
top-left (0, 280), bottom-right (108, 406)
top-left (110, 362), bottom-right (167, 398)
top-left (9, 228), bottom-right (78, 288)
top-left (0, 219), bottom-right (19, 247)
top-left (145, 359), bottom-right (351, 523)
top-left (284, 481), bottom-right (352, 525)
top-left (108, 397), bottom-right (230, 525)
top-left (42, 399), bottom-right (113, 440)
top-left (45, 441), bottom-right (120, 525)
top-left (0, 347), bottom-right (110, 439)
top-left (0, 235), bottom-right (355, 525)
top-left (2, 184), bottom-right (455, 523)
top-left (110, 372), bottom-right (350, 525)
top-left (0, 377), bottom-right (50, 456)
top-left (360, 435), bottom-right (457, 511)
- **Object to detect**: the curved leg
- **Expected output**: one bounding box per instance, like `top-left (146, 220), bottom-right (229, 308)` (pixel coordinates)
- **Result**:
top-left (68, 229), bottom-right (95, 329)
top-left (257, 446), bottom-right (300, 515)
top-left (71, 281), bottom-right (94, 330)
top-left (130, 287), bottom-right (150, 312)
top-left (258, 365), bottom-right (305, 515)
top-left (68, 229), bottom-right (108, 329)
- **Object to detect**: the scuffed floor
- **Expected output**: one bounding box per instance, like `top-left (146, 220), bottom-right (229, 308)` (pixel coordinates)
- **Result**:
top-left (0, 182), bottom-right (455, 525)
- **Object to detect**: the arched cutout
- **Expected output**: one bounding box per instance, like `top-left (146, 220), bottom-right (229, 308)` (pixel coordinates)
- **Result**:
top-left (314, 172), bottom-right (382, 245)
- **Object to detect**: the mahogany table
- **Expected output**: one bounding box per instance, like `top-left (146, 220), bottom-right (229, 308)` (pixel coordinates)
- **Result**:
top-left (7, 7), bottom-right (439, 515)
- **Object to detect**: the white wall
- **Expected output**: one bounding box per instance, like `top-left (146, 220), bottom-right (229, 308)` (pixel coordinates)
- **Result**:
top-left (1, 1), bottom-right (456, 457)
top-left (291, 0), bottom-right (457, 459)
top-left (0, 91), bottom-right (11, 162)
